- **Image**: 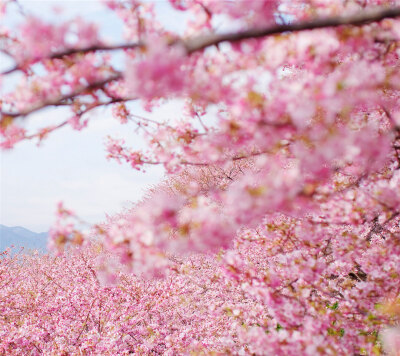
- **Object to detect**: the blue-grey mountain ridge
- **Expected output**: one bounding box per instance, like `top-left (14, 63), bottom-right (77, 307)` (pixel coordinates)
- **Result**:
top-left (0, 225), bottom-right (48, 253)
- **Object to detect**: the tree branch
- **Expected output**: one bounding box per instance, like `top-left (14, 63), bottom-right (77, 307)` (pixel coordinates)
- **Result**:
top-left (75, 299), bottom-right (96, 344)
top-left (2, 6), bottom-right (400, 125)
top-left (0, 72), bottom-right (122, 121)
top-left (1, 43), bottom-right (143, 75)
top-left (366, 211), bottom-right (399, 241)
top-left (2, 6), bottom-right (400, 75)
top-left (185, 6), bottom-right (400, 53)
top-left (22, 97), bottom-right (133, 141)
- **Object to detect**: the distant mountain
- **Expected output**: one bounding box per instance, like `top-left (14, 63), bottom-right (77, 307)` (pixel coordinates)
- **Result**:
top-left (0, 225), bottom-right (48, 253)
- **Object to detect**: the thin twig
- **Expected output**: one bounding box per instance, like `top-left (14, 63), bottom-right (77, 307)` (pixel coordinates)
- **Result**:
top-left (75, 299), bottom-right (96, 344)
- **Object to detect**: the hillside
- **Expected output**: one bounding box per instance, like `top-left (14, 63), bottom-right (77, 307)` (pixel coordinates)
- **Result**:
top-left (0, 225), bottom-right (48, 253)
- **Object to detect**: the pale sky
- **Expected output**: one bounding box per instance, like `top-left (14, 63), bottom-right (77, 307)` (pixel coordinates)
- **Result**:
top-left (0, 0), bottom-right (190, 232)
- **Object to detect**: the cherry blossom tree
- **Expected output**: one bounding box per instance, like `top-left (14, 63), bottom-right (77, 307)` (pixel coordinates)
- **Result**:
top-left (2, 0), bottom-right (400, 354)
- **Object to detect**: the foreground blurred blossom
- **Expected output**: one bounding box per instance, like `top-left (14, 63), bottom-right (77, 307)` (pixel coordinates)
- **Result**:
top-left (381, 327), bottom-right (400, 356)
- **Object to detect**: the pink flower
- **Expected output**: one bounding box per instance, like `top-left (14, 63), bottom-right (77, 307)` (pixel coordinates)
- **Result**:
top-left (126, 37), bottom-right (187, 99)
top-left (381, 327), bottom-right (400, 356)
top-left (18, 16), bottom-right (69, 60)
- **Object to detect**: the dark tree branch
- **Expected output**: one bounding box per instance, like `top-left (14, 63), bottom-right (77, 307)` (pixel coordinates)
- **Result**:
top-left (0, 72), bottom-right (122, 121)
top-left (185, 6), bottom-right (400, 53)
top-left (366, 211), bottom-right (399, 241)
top-left (23, 97), bottom-right (134, 141)
top-left (114, 149), bottom-right (273, 168)
top-left (48, 43), bottom-right (142, 58)
top-left (2, 6), bottom-right (400, 75)
top-left (1, 43), bottom-right (143, 75)
top-left (2, 6), bottom-right (400, 125)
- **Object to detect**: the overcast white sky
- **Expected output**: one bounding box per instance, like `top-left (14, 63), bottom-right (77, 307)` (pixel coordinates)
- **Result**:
top-left (0, 0), bottom-right (190, 232)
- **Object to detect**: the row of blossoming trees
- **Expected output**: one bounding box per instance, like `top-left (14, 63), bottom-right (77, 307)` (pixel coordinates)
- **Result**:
top-left (1, 0), bottom-right (400, 354)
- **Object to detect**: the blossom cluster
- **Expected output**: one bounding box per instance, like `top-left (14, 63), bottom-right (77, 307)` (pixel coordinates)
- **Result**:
top-left (1, 0), bottom-right (400, 354)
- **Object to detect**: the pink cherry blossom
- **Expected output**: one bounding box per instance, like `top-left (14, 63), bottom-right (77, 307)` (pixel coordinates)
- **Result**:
top-left (2, 0), bottom-right (400, 354)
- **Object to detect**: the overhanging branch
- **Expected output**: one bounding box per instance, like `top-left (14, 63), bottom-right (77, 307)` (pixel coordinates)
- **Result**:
top-left (2, 6), bottom-right (400, 121)
top-left (2, 5), bottom-right (400, 76)
top-left (185, 6), bottom-right (400, 53)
